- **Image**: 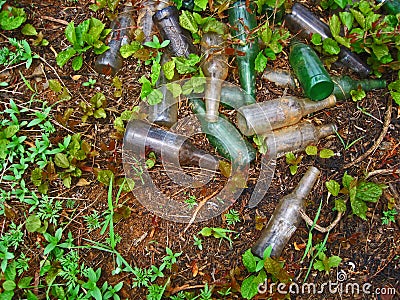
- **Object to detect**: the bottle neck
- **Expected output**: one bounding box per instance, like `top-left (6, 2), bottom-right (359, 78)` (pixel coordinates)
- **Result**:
top-left (316, 123), bottom-right (337, 140)
top-left (301, 94), bottom-right (336, 115)
top-left (292, 166), bottom-right (320, 199)
top-left (359, 79), bottom-right (387, 91)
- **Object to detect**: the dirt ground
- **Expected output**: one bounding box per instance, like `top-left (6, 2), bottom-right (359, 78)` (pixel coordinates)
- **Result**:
top-left (1, 0), bottom-right (399, 299)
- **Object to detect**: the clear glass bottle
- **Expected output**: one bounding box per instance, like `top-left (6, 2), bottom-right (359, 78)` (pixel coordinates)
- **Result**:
top-left (201, 30), bottom-right (229, 122)
top-left (236, 95), bottom-right (336, 136)
top-left (252, 166), bottom-right (320, 258)
top-left (228, 0), bottom-right (259, 99)
top-left (263, 122), bottom-right (337, 158)
top-left (95, 5), bottom-right (134, 75)
top-left (284, 3), bottom-right (371, 77)
top-left (289, 41), bottom-right (334, 101)
top-left (153, 6), bottom-right (198, 57)
top-left (124, 119), bottom-right (219, 170)
top-left (220, 85), bottom-right (256, 109)
top-left (190, 98), bottom-right (257, 164)
top-left (148, 53), bottom-right (178, 127)
top-left (137, 0), bottom-right (169, 43)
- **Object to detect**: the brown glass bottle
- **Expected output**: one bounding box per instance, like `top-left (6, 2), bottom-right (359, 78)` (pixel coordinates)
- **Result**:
top-left (201, 30), bottom-right (229, 122)
top-left (236, 95), bottom-right (336, 136)
top-left (263, 122), bottom-right (337, 158)
top-left (95, 5), bottom-right (134, 75)
top-left (124, 120), bottom-right (219, 170)
top-left (252, 166), bottom-right (320, 258)
top-left (153, 6), bottom-right (198, 57)
top-left (148, 53), bottom-right (178, 127)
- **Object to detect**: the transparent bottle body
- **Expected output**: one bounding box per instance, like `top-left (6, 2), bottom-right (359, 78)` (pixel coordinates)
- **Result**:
top-left (190, 98), bottom-right (256, 164)
top-left (263, 122), bottom-right (337, 158)
top-left (201, 32), bottom-right (229, 122)
top-left (124, 120), bottom-right (219, 170)
top-left (153, 6), bottom-right (198, 58)
top-left (137, 0), bottom-right (170, 43)
top-left (252, 166), bottom-right (320, 258)
top-left (95, 6), bottom-right (134, 75)
top-left (236, 95), bottom-right (336, 136)
top-left (228, 0), bottom-right (259, 99)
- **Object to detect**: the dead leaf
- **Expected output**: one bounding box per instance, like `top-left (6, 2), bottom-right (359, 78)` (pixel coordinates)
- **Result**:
top-left (191, 260), bottom-right (198, 278)
top-left (294, 242), bottom-right (305, 251)
top-left (76, 178), bottom-right (91, 186)
top-left (71, 75), bottom-right (81, 81)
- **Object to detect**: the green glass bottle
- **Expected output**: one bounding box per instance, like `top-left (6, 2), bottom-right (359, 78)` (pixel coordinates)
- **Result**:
top-left (260, 2), bottom-right (285, 23)
top-left (228, 0), bottom-right (259, 100)
top-left (289, 41), bottom-right (333, 101)
top-left (220, 85), bottom-right (256, 109)
top-left (378, 0), bottom-right (400, 15)
top-left (332, 76), bottom-right (387, 100)
top-left (190, 98), bottom-right (256, 164)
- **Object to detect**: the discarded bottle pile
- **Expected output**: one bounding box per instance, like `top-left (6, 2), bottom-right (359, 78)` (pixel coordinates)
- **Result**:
top-left (95, 1), bottom-right (389, 256)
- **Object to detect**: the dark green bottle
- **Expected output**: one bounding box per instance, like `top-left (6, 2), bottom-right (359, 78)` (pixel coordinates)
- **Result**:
top-left (190, 98), bottom-right (256, 164)
top-left (228, 1), bottom-right (259, 99)
top-left (260, 2), bottom-right (285, 23)
top-left (289, 41), bottom-right (334, 101)
top-left (332, 76), bottom-right (387, 100)
top-left (378, 0), bottom-right (400, 15)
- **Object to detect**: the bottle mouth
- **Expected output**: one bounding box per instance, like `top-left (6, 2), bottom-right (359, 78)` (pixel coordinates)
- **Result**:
top-left (307, 76), bottom-right (334, 101)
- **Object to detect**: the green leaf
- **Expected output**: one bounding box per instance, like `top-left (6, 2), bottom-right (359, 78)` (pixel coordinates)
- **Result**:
top-left (56, 47), bottom-right (76, 68)
top-left (162, 60), bottom-right (175, 81)
top-left (240, 275), bottom-right (259, 300)
top-left (335, 199), bottom-right (347, 212)
top-left (194, 0), bottom-right (208, 10)
top-left (390, 91), bottom-right (400, 105)
top-left (65, 21), bottom-right (77, 45)
top-left (355, 182), bottom-right (383, 203)
top-left (146, 89), bottom-right (163, 105)
top-left (182, 76), bottom-right (206, 95)
top-left (97, 170), bottom-right (114, 186)
top-left (311, 33), bottom-right (322, 46)
top-left (350, 8), bottom-right (365, 29)
top-left (351, 197), bottom-right (368, 220)
top-left (334, 0), bottom-right (347, 9)
top-left (0, 7), bottom-right (26, 30)
top-left (166, 82), bottom-right (182, 98)
top-left (139, 76), bottom-right (152, 99)
top-left (94, 108), bottom-right (106, 119)
top-left (88, 18), bottom-right (105, 43)
top-left (151, 61), bottom-right (161, 85)
top-left (4, 263), bottom-right (16, 281)
top-left (342, 172), bottom-right (354, 189)
top-left (31, 168), bottom-right (42, 186)
top-left (329, 15), bottom-right (341, 37)
top-left (319, 149), bottom-right (335, 159)
top-left (242, 249), bottom-right (257, 273)
top-left (26, 215), bottom-right (41, 232)
top-left (255, 51), bottom-right (268, 72)
top-left (305, 145), bottom-right (318, 156)
top-left (179, 10), bottom-right (198, 34)
top-left (313, 259), bottom-right (325, 272)
top-left (48, 79), bottom-right (62, 93)
top-left (54, 153), bottom-right (70, 168)
top-left (2, 280), bottom-right (16, 291)
top-left (339, 12), bottom-right (354, 30)
top-left (120, 41), bottom-right (141, 58)
top-left (90, 92), bottom-right (106, 108)
top-left (285, 152), bottom-right (297, 165)
top-left (371, 43), bottom-right (389, 61)
top-left (72, 55), bottom-right (83, 71)
top-left (328, 255), bottom-right (342, 268)
top-left (326, 180), bottom-right (341, 196)
top-left (18, 276), bottom-right (33, 289)
top-left (350, 88), bottom-right (366, 101)
top-left (289, 165), bottom-right (298, 175)
top-left (202, 19), bottom-right (227, 35)
top-left (22, 23), bottom-right (38, 36)
top-left (323, 38), bottom-right (340, 55)
top-left (199, 227), bottom-right (213, 237)
top-left (4, 125), bottom-right (19, 138)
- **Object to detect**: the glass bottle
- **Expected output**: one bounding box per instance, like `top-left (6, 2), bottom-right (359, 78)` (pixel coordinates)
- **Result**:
top-left (262, 68), bottom-right (387, 100)
top-left (289, 41), bottom-right (334, 101)
top-left (220, 85), bottom-right (256, 109)
top-left (259, 2), bottom-right (285, 23)
top-left (153, 6), bottom-right (198, 57)
top-left (124, 119), bottom-right (219, 170)
top-left (252, 166), bottom-right (320, 258)
top-left (332, 76), bottom-right (387, 100)
top-left (95, 5), bottom-right (134, 76)
top-left (228, 0), bottom-right (259, 99)
top-left (284, 3), bottom-right (371, 77)
top-left (190, 98), bottom-right (257, 164)
top-left (263, 122), bottom-right (337, 158)
top-left (181, 0), bottom-right (195, 10)
top-left (148, 53), bottom-right (178, 127)
top-left (236, 94), bottom-right (336, 136)
top-left (137, 0), bottom-right (170, 43)
top-left (201, 30), bottom-right (229, 122)
top-left (377, 0), bottom-right (400, 15)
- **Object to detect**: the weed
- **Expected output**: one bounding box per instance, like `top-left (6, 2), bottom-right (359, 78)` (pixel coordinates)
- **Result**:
top-left (0, 38), bottom-right (37, 68)
top-left (184, 194), bottom-right (197, 209)
top-left (160, 247), bottom-right (182, 270)
top-left (381, 209), bottom-right (397, 225)
top-left (224, 209), bottom-right (241, 225)
top-left (82, 78), bottom-right (96, 88)
top-left (199, 227), bottom-right (236, 248)
top-left (84, 211), bottom-right (102, 230)
top-left (334, 129), bottom-right (364, 151)
top-left (285, 152), bottom-right (303, 175)
top-left (193, 235), bottom-right (203, 250)
top-left (36, 196), bottom-right (62, 225)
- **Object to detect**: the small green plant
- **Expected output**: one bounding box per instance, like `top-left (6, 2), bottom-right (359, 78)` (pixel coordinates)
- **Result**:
top-left (224, 209), bottom-right (241, 225)
top-left (56, 17), bottom-right (110, 71)
top-left (381, 209), bottom-right (397, 225)
top-left (305, 145), bottom-right (336, 158)
top-left (84, 211), bottom-right (102, 230)
top-left (313, 250), bottom-right (342, 274)
top-left (146, 152), bottom-right (156, 169)
top-left (325, 172), bottom-right (386, 220)
top-left (0, 38), bottom-right (38, 68)
top-left (80, 92), bottom-right (107, 122)
top-left (184, 194), bottom-right (197, 209)
top-left (285, 152), bottom-right (303, 175)
top-left (160, 247), bottom-right (182, 270)
top-left (334, 129), bottom-right (364, 151)
top-left (199, 227), bottom-right (236, 248)
top-left (198, 283), bottom-right (213, 300)
top-left (193, 235), bottom-right (203, 250)
top-left (82, 78), bottom-right (96, 88)
top-left (0, 3), bottom-right (26, 30)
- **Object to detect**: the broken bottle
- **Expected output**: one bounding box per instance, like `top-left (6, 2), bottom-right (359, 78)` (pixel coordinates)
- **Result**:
top-left (252, 166), bottom-right (321, 258)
